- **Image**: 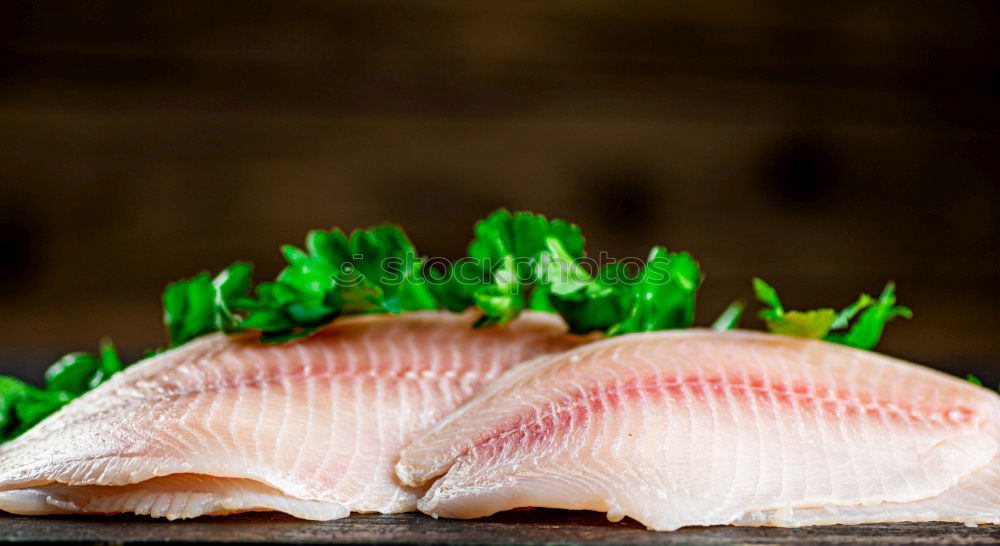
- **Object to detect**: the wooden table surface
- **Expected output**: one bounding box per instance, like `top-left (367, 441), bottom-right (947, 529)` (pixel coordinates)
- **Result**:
top-left (0, 511), bottom-right (997, 545)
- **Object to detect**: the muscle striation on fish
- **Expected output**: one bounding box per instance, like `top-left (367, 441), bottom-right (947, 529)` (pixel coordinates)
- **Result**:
top-left (396, 329), bottom-right (1000, 530)
top-left (0, 311), bottom-right (586, 520)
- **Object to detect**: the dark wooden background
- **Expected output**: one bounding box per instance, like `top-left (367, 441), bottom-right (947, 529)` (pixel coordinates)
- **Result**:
top-left (1, 1), bottom-right (998, 384)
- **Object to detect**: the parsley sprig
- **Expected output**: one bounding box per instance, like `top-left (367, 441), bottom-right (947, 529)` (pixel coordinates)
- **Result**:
top-left (435, 210), bottom-right (703, 334)
top-left (233, 227), bottom-right (438, 343)
top-left (0, 339), bottom-right (122, 441)
top-left (2, 209), bottom-right (925, 443)
top-left (752, 277), bottom-right (912, 350)
top-left (163, 263), bottom-right (252, 347)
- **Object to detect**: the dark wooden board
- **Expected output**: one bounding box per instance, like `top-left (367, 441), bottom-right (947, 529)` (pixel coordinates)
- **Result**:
top-left (0, 511), bottom-right (997, 545)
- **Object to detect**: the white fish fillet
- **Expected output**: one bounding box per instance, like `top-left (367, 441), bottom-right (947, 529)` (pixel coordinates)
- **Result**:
top-left (0, 474), bottom-right (349, 520)
top-left (397, 329), bottom-right (1000, 530)
top-left (0, 311), bottom-right (586, 520)
top-left (735, 455), bottom-right (1000, 526)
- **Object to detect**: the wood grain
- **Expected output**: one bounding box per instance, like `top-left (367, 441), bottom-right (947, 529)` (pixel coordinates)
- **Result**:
top-left (0, 511), bottom-right (998, 545)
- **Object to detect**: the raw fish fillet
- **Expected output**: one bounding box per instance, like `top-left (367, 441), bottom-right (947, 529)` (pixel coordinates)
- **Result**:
top-left (397, 329), bottom-right (1000, 530)
top-left (0, 474), bottom-right (347, 520)
top-left (0, 311), bottom-right (586, 520)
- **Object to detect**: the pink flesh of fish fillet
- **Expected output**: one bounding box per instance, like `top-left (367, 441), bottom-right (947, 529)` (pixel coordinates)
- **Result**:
top-left (0, 311), bottom-right (586, 520)
top-left (396, 329), bottom-right (1000, 530)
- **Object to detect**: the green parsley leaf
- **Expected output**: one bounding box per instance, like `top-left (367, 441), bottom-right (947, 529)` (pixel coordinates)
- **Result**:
top-left (752, 278), bottom-right (784, 322)
top-left (767, 309), bottom-right (837, 338)
top-left (43, 352), bottom-right (99, 395)
top-left (824, 282), bottom-right (911, 351)
top-left (43, 338), bottom-right (123, 396)
top-left (1, 374), bottom-right (73, 442)
top-left (449, 210), bottom-right (703, 335)
top-left (460, 210), bottom-right (587, 328)
top-left (443, 210), bottom-right (703, 335)
top-left (527, 283), bottom-right (557, 313)
top-left (11, 387), bottom-right (71, 437)
top-left (0, 377), bottom-right (27, 438)
top-left (753, 278), bottom-right (910, 350)
top-left (213, 262), bottom-right (253, 332)
top-left (233, 225), bottom-right (440, 342)
top-left (829, 293), bottom-right (874, 330)
top-left (711, 300), bottom-right (744, 331)
top-left (608, 248), bottom-right (702, 335)
top-left (164, 263), bottom-right (252, 347)
top-left (536, 235), bottom-right (620, 334)
top-left (425, 258), bottom-right (480, 313)
top-left (88, 338), bottom-right (124, 389)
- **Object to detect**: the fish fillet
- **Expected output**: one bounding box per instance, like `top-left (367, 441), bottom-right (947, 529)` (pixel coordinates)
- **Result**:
top-left (397, 329), bottom-right (1000, 530)
top-left (0, 311), bottom-right (586, 520)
